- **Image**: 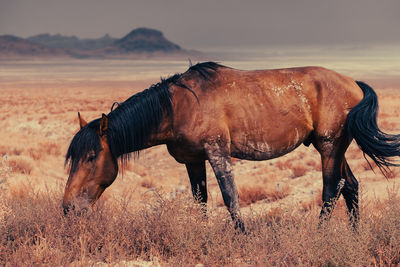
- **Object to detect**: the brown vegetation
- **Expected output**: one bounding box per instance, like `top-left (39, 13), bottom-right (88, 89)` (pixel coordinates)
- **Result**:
top-left (140, 178), bottom-right (156, 189)
top-left (300, 189), bottom-right (323, 212)
top-left (239, 185), bottom-right (268, 205)
top-left (0, 186), bottom-right (399, 266)
top-left (7, 155), bottom-right (34, 174)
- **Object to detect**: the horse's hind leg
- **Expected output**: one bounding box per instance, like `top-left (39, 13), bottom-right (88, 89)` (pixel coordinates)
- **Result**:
top-left (185, 161), bottom-right (208, 211)
top-left (341, 160), bottom-right (359, 228)
top-left (314, 135), bottom-right (349, 223)
top-left (315, 132), bottom-right (360, 228)
top-left (319, 152), bottom-right (343, 222)
top-left (204, 142), bottom-right (245, 232)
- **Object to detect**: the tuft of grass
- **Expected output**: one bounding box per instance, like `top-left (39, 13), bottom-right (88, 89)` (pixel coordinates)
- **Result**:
top-left (239, 185), bottom-right (269, 206)
top-left (266, 183), bottom-right (291, 201)
top-left (40, 142), bottom-right (62, 157)
top-left (0, 156), bottom-right (11, 190)
top-left (140, 178), bottom-right (156, 189)
top-left (300, 189), bottom-right (323, 212)
top-left (275, 159), bottom-right (311, 178)
top-left (305, 158), bottom-right (321, 171)
top-left (387, 167), bottom-right (400, 179)
top-left (239, 183), bottom-right (291, 206)
top-left (379, 119), bottom-right (397, 131)
top-left (7, 155), bottom-right (34, 174)
top-left (27, 142), bottom-right (62, 160)
top-left (0, 145), bottom-right (24, 157)
top-left (291, 164), bottom-right (309, 178)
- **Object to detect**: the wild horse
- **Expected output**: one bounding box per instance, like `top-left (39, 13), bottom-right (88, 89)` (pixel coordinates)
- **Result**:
top-left (63, 62), bottom-right (400, 231)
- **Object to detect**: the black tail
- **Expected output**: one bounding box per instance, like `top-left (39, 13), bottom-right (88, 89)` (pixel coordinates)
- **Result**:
top-left (346, 81), bottom-right (400, 176)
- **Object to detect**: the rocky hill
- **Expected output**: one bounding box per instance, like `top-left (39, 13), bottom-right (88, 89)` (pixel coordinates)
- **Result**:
top-left (0, 28), bottom-right (195, 59)
top-left (0, 35), bottom-right (68, 58)
top-left (105, 28), bottom-right (181, 53)
top-left (27, 33), bottom-right (116, 50)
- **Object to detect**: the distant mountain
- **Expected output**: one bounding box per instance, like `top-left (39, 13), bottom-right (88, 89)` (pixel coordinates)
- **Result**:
top-left (104, 28), bottom-right (181, 54)
top-left (0, 28), bottom-right (202, 59)
top-left (0, 35), bottom-right (68, 58)
top-left (27, 33), bottom-right (116, 50)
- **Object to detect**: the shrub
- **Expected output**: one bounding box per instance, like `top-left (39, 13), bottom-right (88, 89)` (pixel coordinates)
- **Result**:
top-left (7, 155), bottom-right (34, 174)
top-left (239, 183), bottom-right (291, 206)
top-left (239, 185), bottom-right (268, 205)
top-left (0, 156), bottom-right (11, 190)
top-left (140, 178), bottom-right (156, 189)
top-left (291, 164), bottom-right (309, 178)
top-left (0, 185), bottom-right (399, 265)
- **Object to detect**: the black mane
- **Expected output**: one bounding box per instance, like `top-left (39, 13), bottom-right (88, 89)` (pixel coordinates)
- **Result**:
top-left (65, 62), bottom-right (222, 173)
top-left (188, 61), bottom-right (221, 80)
top-left (65, 118), bottom-right (102, 174)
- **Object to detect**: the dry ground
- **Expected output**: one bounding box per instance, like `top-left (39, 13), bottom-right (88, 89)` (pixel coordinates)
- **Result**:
top-left (0, 59), bottom-right (399, 265)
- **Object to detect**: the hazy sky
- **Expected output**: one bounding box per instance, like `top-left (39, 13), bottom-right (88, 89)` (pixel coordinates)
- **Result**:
top-left (1, 0), bottom-right (399, 49)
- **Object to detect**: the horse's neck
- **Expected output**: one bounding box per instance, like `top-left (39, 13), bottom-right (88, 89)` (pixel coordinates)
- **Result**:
top-left (107, 101), bottom-right (173, 156)
top-left (142, 114), bottom-right (174, 149)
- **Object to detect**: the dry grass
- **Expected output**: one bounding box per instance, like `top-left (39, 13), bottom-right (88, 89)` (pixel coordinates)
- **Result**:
top-left (266, 183), bottom-right (291, 201)
top-left (0, 186), bottom-right (399, 266)
top-left (387, 167), bottom-right (400, 179)
top-left (7, 155), bottom-right (34, 174)
top-left (239, 185), bottom-right (269, 205)
top-left (300, 189), bottom-right (323, 212)
top-left (239, 183), bottom-right (291, 206)
top-left (0, 156), bottom-right (11, 190)
top-left (291, 164), bottom-right (309, 178)
top-left (275, 157), bottom-right (316, 178)
top-left (140, 178), bottom-right (156, 189)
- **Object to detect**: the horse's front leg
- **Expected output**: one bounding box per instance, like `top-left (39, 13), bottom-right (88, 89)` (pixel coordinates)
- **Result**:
top-left (204, 142), bottom-right (245, 232)
top-left (185, 161), bottom-right (208, 213)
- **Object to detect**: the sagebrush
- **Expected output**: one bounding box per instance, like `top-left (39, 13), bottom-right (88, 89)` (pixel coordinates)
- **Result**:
top-left (1, 185), bottom-right (399, 266)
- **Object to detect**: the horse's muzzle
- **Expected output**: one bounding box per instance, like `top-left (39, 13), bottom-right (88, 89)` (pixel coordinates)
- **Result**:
top-left (62, 202), bottom-right (73, 215)
top-left (62, 202), bottom-right (88, 216)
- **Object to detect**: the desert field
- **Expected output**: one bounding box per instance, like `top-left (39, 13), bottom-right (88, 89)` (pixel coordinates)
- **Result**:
top-left (0, 51), bottom-right (399, 265)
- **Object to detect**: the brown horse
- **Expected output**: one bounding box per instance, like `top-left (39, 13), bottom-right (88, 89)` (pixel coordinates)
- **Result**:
top-left (63, 62), bottom-right (400, 231)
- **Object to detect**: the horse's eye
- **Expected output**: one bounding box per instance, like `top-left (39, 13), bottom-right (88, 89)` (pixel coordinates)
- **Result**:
top-left (87, 154), bottom-right (96, 162)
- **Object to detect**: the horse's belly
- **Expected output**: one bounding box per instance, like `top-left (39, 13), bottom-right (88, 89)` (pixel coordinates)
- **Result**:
top-left (230, 127), bottom-right (308, 161)
top-left (231, 140), bottom-right (301, 160)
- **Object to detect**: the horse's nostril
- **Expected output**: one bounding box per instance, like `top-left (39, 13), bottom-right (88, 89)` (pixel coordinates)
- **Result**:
top-left (63, 203), bottom-right (88, 216)
top-left (63, 206), bottom-right (70, 215)
top-left (63, 203), bottom-right (75, 215)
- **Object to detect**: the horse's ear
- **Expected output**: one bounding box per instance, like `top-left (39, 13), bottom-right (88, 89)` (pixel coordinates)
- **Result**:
top-left (99, 113), bottom-right (109, 137)
top-left (78, 112), bottom-right (87, 129)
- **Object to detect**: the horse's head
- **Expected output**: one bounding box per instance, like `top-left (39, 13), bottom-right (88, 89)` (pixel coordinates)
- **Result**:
top-left (63, 113), bottom-right (118, 214)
